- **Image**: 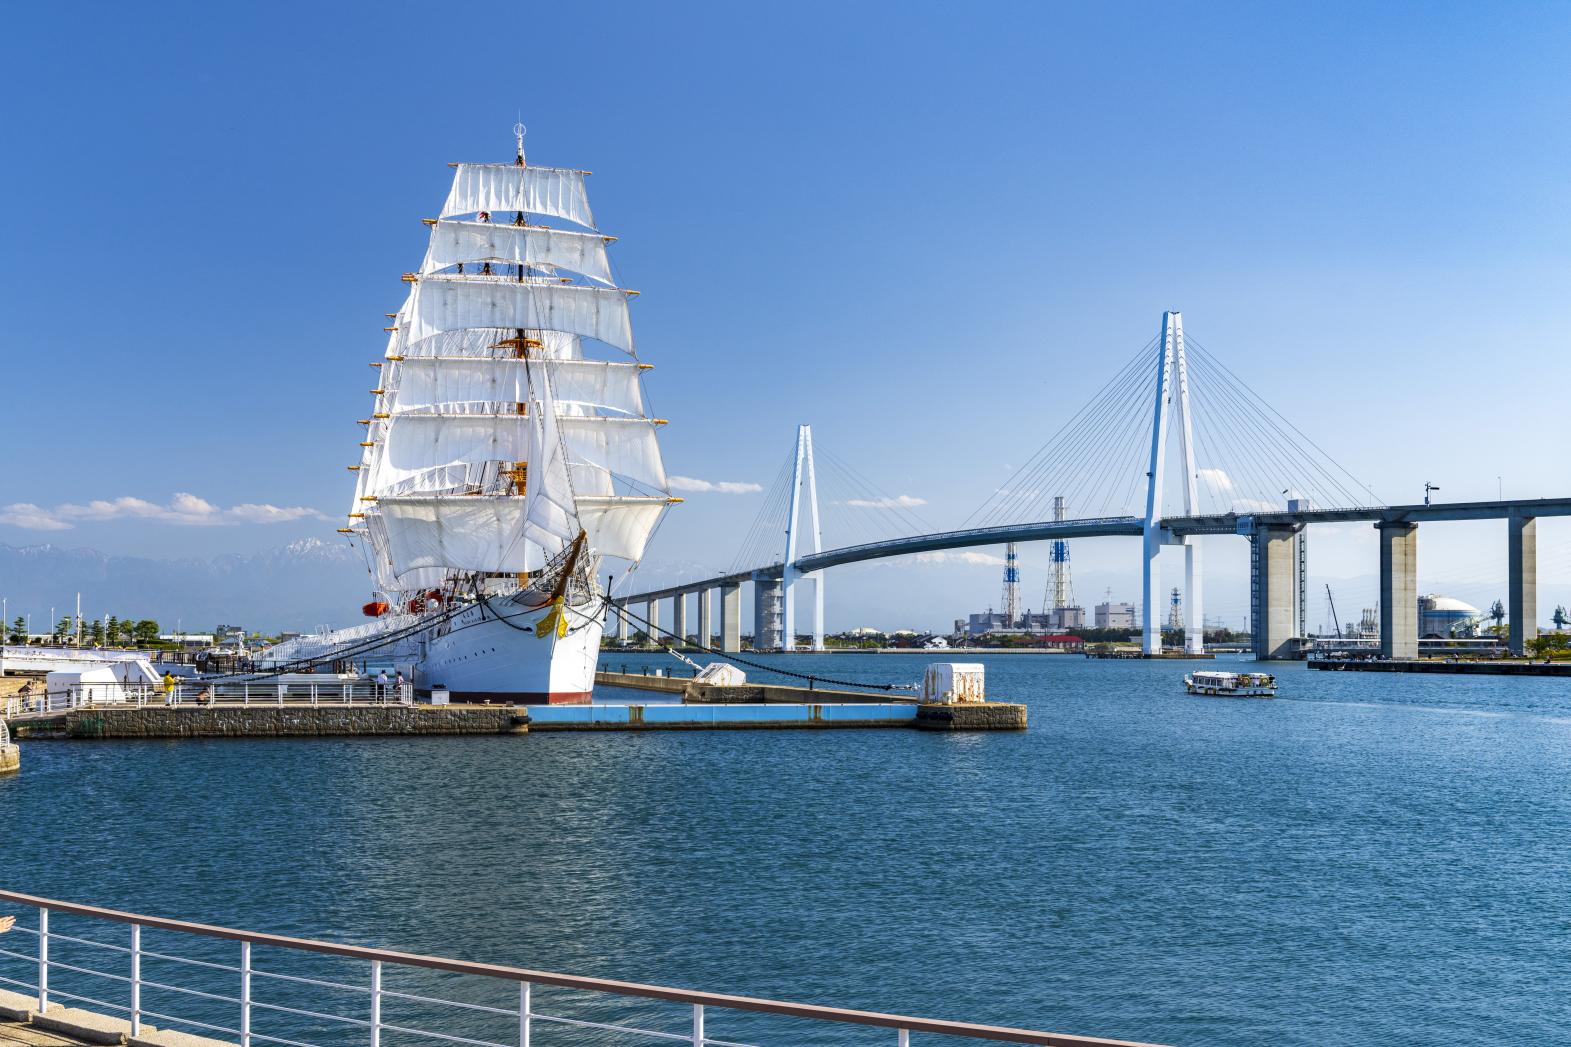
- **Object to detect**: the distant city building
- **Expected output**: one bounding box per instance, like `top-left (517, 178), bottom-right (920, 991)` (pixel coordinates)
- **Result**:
top-left (1095, 602), bottom-right (1137, 630)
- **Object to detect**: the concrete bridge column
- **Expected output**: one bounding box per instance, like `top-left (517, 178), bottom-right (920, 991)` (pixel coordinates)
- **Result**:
top-left (1509, 516), bottom-right (1537, 655)
top-left (1183, 538), bottom-right (1204, 655)
top-left (1378, 521), bottom-right (1418, 659)
top-left (615, 602), bottom-right (629, 643)
top-left (645, 600), bottom-right (660, 646)
top-left (698, 588), bottom-right (713, 650)
top-left (753, 575), bottom-right (784, 651)
top-left (1252, 525), bottom-right (1300, 660)
top-left (672, 592), bottom-right (689, 647)
top-left (720, 583), bottom-right (742, 652)
top-left (811, 573), bottom-right (825, 651)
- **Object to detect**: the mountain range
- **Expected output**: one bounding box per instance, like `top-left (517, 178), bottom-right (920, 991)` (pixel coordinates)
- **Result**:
top-left (0, 539), bottom-right (372, 634)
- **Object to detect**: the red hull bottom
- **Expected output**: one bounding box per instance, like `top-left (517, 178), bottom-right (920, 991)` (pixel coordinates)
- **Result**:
top-left (443, 690), bottom-right (593, 705)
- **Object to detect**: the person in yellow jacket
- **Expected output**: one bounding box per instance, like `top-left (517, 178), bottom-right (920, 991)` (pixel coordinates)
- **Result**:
top-left (162, 671), bottom-right (177, 707)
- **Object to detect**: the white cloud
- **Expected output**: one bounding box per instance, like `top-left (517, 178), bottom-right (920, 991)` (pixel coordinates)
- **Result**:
top-left (1196, 467), bottom-right (1234, 492)
top-left (0, 503), bottom-right (72, 531)
top-left (911, 551), bottom-right (1004, 566)
top-left (0, 493), bottom-right (329, 530)
top-left (845, 494), bottom-right (927, 509)
top-left (667, 475), bottom-right (764, 494)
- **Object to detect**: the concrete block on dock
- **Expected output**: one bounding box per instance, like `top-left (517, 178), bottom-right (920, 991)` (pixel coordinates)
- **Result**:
top-left (0, 746), bottom-right (18, 776)
top-left (131, 1026), bottom-right (236, 1047)
top-left (0, 986), bottom-right (55, 1021)
top-left (914, 702), bottom-right (1027, 731)
top-left (34, 1004), bottom-right (135, 1044)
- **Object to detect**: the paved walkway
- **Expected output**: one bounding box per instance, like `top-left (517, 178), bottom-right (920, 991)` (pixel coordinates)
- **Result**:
top-left (0, 1019), bottom-right (90, 1047)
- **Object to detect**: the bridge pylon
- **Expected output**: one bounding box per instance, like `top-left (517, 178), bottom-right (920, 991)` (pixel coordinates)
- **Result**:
top-left (1142, 311), bottom-right (1204, 655)
top-left (781, 424), bottom-right (825, 651)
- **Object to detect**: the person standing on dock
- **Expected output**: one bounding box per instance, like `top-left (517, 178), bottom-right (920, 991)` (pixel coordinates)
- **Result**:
top-left (162, 671), bottom-right (177, 707)
top-left (394, 671), bottom-right (405, 703)
top-left (376, 670), bottom-right (389, 702)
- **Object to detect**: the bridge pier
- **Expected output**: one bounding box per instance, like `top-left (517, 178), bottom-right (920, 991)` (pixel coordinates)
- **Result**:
top-left (1509, 516), bottom-right (1537, 655)
top-left (753, 575), bottom-right (784, 651)
top-left (645, 600), bottom-right (660, 645)
top-left (699, 588), bottom-right (713, 650)
top-left (1183, 538), bottom-right (1204, 654)
top-left (810, 572), bottom-right (825, 651)
top-left (672, 592), bottom-right (689, 647)
top-left (1251, 525), bottom-right (1301, 660)
top-left (616, 602), bottom-right (629, 643)
top-left (721, 582), bottom-right (741, 652)
top-left (1378, 521), bottom-right (1418, 659)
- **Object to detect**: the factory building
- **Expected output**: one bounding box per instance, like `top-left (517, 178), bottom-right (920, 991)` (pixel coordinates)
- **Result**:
top-left (1095, 602), bottom-right (1138, 630)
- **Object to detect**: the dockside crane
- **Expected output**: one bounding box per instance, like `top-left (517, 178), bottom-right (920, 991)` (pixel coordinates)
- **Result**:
top-left (1325, 584), bottom-right (1342, 639)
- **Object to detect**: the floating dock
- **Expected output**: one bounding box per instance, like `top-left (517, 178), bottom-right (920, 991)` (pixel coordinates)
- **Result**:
top-left (1310, 658), bottom-right (1571, 676)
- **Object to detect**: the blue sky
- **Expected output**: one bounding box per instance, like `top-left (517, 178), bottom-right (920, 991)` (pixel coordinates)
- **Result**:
top-left (3, 1), bottom-right (1571, 631)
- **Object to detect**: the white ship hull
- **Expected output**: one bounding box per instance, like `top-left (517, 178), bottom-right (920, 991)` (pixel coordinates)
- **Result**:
top-left (416, 596), bottom-right (604, 704)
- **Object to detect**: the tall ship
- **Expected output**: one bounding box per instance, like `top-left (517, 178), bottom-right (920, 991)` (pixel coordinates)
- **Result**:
top-left (266, 126), bottom-right (673, 702)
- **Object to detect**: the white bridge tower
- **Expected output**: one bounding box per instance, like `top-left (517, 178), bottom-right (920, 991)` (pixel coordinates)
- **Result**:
top-left (1142, 311), bottom-right (1204, 655)
top-left (781, 424), bottom-right (826, 651)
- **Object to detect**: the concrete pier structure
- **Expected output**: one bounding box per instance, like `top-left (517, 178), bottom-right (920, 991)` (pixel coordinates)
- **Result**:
top-left (698, 588), bottom-right (713, 649)
top-left (1251, 525), bottom-right (1301, 660)
top-left (753, 576), bottom-right (784, 650)
top-left (615, 603), bottom-right (630, 643)
top-left (720, 583), bottom-right (742, 652)
top-left (645, 600), bottom-right (660, 643)
top-left (1378, 521), bottom-right (1418, 659)
top-left (1509, 516), bottom-right (1537, 655)
top-left (672, 592), bottom-right (689, 646)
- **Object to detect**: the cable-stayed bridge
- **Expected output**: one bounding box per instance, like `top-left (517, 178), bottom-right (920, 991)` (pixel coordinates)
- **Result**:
top-left (613, 312), bottom-right (1569, 660)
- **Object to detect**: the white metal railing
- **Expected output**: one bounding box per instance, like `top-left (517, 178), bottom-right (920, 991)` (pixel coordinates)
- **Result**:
top-left (0, 890), bottom-right (1158, 1047)
top-left (4, 682), bottom-right (415, 716)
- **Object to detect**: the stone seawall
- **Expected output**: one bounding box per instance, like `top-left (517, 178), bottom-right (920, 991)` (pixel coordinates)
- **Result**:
top-left (33, 705), bottom-right (524, 739)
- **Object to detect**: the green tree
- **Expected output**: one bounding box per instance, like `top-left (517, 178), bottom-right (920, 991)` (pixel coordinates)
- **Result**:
top-left (88, 620), bottom-right (105, 646)
top-left (132, 619), bottom-right (160, 645)
top-left (8, 616), bottom-right (22, 644)
top-left (106, 616), bottom-right (119, 645)
top-left (53, 616), bottom-right (72, 642)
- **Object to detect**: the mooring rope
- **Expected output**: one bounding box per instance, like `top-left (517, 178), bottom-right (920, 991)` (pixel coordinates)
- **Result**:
top-left (602, 598), bottom-right (912, 693)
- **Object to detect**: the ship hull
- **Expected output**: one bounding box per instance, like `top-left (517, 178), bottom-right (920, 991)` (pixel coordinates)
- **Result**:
top-left (415, 596), bottom-right (604, 704)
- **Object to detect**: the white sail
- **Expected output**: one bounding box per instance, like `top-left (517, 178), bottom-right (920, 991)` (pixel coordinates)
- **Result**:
top-left (406, 276), bottom-right (634, 353)
top-left (576, 496), bottom-right (668, 561)
top-left (380, 495), bottom-right (544, 577)
top-left (441, 164), bottom-right (595, 229)
top-left (398, 328), bottom-right (581, 360)
top-left (558, 417), bottom-right (668, 492)
top-left (389, 359), bottom-right (645, 417)
top-left (421, 221), bottom-right (613, 285)
top-left (368, 414), bottom-right (534, 495)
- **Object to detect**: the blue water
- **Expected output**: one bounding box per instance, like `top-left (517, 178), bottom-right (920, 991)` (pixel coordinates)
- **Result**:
top-left (4, 652), bottom-right (1571, 1046)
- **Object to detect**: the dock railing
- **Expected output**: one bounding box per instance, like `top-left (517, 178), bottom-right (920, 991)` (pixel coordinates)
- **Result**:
top-left (0, 890), bottom-right (1157, 1047)
top-left (4, 681), bottom-right (414, 717)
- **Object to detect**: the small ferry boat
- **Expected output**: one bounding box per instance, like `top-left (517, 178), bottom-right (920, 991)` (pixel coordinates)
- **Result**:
top-left (1185, 670), bottom-right (1276, 697)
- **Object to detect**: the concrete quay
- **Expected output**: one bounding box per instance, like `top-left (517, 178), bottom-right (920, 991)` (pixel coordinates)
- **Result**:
top-left (6, 704), bottom-right (527, 739)
top-left (1310, 658), bottom-right (1571, 676)
top-left (1, 989), bottom-right (230, 1047)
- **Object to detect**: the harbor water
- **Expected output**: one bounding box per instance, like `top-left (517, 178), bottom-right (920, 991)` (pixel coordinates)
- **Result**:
top-left (3, 652), bottom-right (1571, 1046)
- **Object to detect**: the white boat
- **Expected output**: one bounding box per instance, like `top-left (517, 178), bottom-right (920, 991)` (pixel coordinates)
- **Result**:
top-left (262, 126), bottom-right (674, 703)
top-left (1184, 670), bottom-right (1276, 697)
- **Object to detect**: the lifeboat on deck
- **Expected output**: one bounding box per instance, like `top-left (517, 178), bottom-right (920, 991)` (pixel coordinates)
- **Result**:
top-left (362, 601), bottom-right (390, 617)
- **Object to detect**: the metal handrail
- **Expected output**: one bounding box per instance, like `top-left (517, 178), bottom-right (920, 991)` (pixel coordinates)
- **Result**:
top-left (0, 888), bottom-right (1162, 1047)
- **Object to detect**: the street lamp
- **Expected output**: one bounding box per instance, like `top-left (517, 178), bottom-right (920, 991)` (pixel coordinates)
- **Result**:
top-left (1424, 482), bottom-right (1440, 506)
